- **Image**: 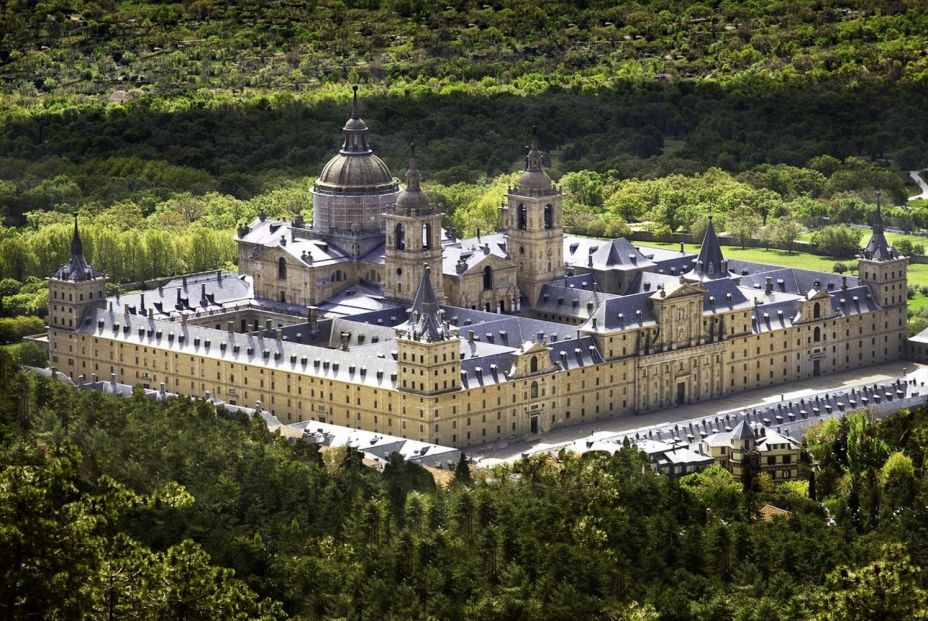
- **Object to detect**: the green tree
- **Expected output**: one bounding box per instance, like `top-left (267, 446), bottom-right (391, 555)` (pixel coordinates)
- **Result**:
top-left (813, 225), bottom-right (863, 259)
top-left (726, 205), bottom-right (763, 248)
top-left (771, 217), bottom-right (805, 253)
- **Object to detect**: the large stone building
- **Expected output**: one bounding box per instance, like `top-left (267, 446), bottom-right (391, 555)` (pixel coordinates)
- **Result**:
top-left (47, 90), bottom-right (908, 448)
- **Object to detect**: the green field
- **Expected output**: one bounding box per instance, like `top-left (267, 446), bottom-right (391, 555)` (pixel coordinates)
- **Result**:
top-left (639, 240), bottom-right (928, 311)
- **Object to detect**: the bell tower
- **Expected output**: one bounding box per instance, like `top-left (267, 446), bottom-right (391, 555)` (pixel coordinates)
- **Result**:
top-left (384, 145), bottom-right (443, 303)
top-left (504, 126), bottom-right (564, 307)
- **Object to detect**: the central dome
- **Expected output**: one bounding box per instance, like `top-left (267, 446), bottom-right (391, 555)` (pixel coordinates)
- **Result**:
top-left (315, 151), bottom-right (397, 194)
top-left (311, 86), bottom-right (399, 235)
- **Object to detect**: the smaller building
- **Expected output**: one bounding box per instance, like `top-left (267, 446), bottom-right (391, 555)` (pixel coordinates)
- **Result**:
top-left (702, 420), bottom-right (801, 482)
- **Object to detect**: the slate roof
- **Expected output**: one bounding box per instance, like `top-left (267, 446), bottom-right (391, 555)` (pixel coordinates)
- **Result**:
top-left (861, 203), bottom-right (900, 261)
top-left (407, 266), bottom-right (450, 342)
top-left (686, 218), bottom-right (727, 281)
top-left (54, 217), bottom-right (103, 282)
top-left (532, 281), bottom-right (620, 320)
top-left (441, 232), bottom-right (511, 276)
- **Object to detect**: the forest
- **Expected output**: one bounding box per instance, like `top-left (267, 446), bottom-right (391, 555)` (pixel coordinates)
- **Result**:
top-left (2, 355), bottom-right (928, 619)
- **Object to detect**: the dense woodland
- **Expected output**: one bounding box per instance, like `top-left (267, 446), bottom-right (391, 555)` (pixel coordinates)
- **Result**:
top-left (4, 3), bottom-right (928, 617)
top-left (2, 356), bottom-right (928, 619)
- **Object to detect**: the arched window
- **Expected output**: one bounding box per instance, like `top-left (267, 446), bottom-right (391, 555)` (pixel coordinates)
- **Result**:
top-left (277, 257), bottom-right (287, 280)
top-left (530, 356), bottom-right (538, 373)
top-left (483, 266), bottom-right (493, 291)
top-left (814, 326), bottom-right (821, 342)
top-left (544, 204), bottom-right (553, 230)
top-left (422, 222), bottom-right (431, 249)
top-left (518, 204), bottom-right (527, 230)
top-left (530, 381), bottom-right (538, 398)
top-left (395, 223), bottom-right (406, 250)
top-left (813, 303), bottom-right (821, 319)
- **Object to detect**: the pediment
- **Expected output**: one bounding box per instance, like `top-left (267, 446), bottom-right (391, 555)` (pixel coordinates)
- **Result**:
top-left (653, 281), bottom-right (705, 300)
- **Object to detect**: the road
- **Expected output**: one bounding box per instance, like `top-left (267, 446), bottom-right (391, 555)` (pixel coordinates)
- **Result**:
top-left (909, 169), bottom-right (928, 201)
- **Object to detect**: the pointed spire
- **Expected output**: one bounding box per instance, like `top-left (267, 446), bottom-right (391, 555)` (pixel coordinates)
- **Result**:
top-left (408, 264), bottom-right (448, 342)
top-left (54, 212), bottom-right (100, 282)
top-left (861, 190), bottom-right (898, 260)
top-left (688, 215), bottom-right (726, 280)
top-left (340, 83), bottom-right (371, 154)
top-left (71, 212), bottom-right (83, 257)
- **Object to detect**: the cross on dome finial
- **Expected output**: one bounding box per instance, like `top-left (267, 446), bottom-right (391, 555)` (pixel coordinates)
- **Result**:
top-left (351, 84), bottom-right (360, 119)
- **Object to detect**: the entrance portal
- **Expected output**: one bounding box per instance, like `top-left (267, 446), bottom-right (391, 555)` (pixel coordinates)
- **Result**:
top-left (676, 382), bottom-right (686, 405)
top-left (813, 359), bottom-right (821, 377)
top-left (530, 415), bottom-right (539, 434)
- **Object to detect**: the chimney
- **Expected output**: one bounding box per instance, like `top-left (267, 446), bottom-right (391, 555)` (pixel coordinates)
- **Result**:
top-left (182, 275), bottom-right (187, 288)
top-left (765, 276), bottom-right (773, 295)
top-left (123, 303), bottom-right (129, 315)
top-left (476, 227), bottom-right (481, 242)
top-left (77, 374), bottom-right (85, 387)
top-left (308, 306), bottom-right (319, 334)
top-left (276, 328), bottom-right (283, 343)
top-left (201, 283), bottom-right (207, 303)
top-left (108, 301), bottom-right (113, 311)
top-left (227, 320), bottom-right (234, 334)
top-left (841, 275), bottom-right (848, 291)
top-left (140, 293), bottom-right (146, 315)
top-left (216, 270), bottom-right (222, 282)
top-left (181, 313), bottom-right (187, 327)
top-left (680, 242), bottom-right (685, 254)
top-left (92, 373), bottom-right (98, 383)
top-left (468, 329), bottom-right (475, 342)
top-left (160, 382), bottom-right (166, 394)
top-left (340, 331), bottom-right (350, 351)
top-left (110, 372), bottom-right (117, 384)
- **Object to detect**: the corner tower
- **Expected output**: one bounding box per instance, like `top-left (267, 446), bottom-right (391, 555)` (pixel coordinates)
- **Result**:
top-left (504, 126), bottom-right (564, 307)
top-left (858, 198), bottom-right (906, 361)
top-left (48, 215), bottom-right (107, 330)
top-left (396, 266), bottom-right (460, 395)
top-left (858, 200), bottom-right (907, 307)
top-left (383, 145), bottom-right (444, 303)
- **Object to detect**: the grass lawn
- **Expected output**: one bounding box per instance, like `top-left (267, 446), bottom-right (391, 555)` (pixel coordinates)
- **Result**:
top-left (639, 241), bottom-right (841, 272)
top-left (639, 240), bottom-right (928, 312)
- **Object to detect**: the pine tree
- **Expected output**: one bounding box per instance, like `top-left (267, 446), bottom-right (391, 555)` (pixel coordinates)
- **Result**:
top-left (453, 452), bottom-right (473, 486)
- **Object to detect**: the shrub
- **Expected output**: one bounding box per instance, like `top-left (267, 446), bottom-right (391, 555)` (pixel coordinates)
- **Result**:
top-left (833, 262), bottom-right (848, 274)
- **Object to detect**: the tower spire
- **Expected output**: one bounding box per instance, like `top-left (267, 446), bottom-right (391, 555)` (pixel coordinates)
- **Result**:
top-left (687, 216), bottom-right (726, 280)
top-left (408, 264), bottom-right (448, 342)
top-left (405, 142), bottom-right (421, 192)
top-left (71, 213), bottom-right (83, 257)
top-left (861, 190), bottom-right (897, 260)
top-left (525, 124), bottom-right (543, 172)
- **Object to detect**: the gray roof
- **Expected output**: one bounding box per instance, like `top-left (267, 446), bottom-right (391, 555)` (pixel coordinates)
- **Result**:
top-left (54, 217), bottom-right (103, 282)
top-left (731, 420), bottom-right (755, 441)
top-left (686, 218), bottom-right (727, 281)
top-left (861, 203), bottom-right (900, 261)
top-left (407, 266), bottom-right (450, 342)
top-left (442, 232), bottom-right (511, 276)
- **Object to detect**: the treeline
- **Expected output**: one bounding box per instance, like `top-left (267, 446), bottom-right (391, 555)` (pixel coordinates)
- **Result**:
top-left (2, 80), bottom-right (926, 224)
top-left (0, 158), bottom-right (910, 296)
top-left (3, 0), bottom-right (928, 97)
top-left (2, 356), bottom-right (928, 619)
